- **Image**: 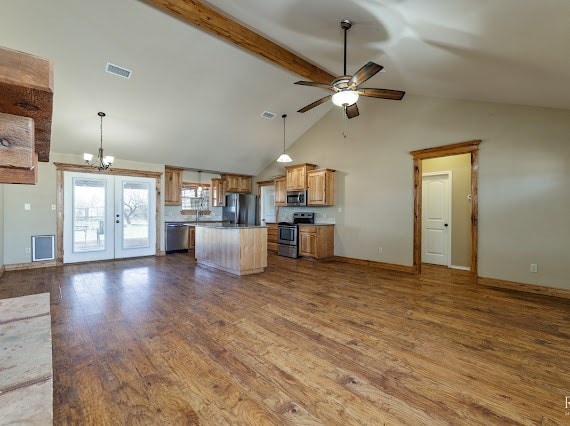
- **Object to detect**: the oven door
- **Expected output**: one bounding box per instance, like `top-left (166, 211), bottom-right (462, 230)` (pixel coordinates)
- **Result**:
top-left (278, 225), bottom-right (298, 246)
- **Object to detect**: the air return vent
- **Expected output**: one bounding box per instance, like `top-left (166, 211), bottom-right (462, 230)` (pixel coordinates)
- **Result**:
top-left (105, 62), bottom-right (132, 79)
top-left (32, 235), bottom-right (55, 262)
top-left (261, 111), bottom-right (276, 120)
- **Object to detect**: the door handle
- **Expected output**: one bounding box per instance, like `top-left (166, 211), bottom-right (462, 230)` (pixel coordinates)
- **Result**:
top-left (444, 223), bottom-right (449, 227)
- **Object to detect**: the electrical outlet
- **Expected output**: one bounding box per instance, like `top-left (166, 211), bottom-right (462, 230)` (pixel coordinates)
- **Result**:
top-left (338, 207), bottom-right (342, 213)
top-left (51, 204), bottom-right (56, 211)
top-left (25, 248), bottom-right (31, 254)
top-left (378, 247), bottom-right (383, 254)
top-left (530, 263), bottom-right (538, 273)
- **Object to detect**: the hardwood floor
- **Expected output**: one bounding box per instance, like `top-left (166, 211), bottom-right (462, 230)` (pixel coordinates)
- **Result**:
top-left (0, 254), bottom-right (569, 425)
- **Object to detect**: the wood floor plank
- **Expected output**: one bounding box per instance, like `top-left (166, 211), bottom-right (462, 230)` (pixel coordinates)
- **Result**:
top-left (0, 254), bottom-right (569, 425)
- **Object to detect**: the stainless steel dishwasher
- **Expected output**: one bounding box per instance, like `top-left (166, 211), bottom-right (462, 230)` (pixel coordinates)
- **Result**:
top-left (165, 222), bottom-right (189, 253)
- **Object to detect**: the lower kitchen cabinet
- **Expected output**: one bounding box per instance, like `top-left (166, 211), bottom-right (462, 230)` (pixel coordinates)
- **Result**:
top-left (298, 225), bottom-right (334, 259)
top-left (267, 223), bottom-right (278, 252)
top-left (188, 226), bottom-right (196, 250)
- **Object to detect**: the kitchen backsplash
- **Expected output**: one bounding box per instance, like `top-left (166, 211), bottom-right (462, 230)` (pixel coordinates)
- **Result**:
top-left (276, 207), bottom-right (335, 224)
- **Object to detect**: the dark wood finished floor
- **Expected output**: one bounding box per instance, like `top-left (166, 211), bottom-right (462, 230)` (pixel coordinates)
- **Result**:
top-left (1, 254), bottom-right (569, 425)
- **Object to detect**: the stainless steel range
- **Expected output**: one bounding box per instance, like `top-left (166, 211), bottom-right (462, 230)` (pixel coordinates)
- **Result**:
top-left (277, 212), bottom-right (314, 258)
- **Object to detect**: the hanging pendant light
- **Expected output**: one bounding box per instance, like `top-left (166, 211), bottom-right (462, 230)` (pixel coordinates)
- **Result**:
top-left (276, 114), bottom-right (292, 163)
top-left (84, 112), bottom-right (114, 171)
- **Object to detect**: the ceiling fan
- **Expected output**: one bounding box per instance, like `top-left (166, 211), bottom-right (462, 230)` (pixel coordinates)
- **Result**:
top-left (295, 19), bottom-right (405, 119)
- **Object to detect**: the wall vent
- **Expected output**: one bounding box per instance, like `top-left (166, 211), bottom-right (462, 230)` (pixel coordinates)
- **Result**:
top-left (32, 235), bottom-right (55, 262)
top-left (105, 62), bottom-right (132, 79)
top-left (261, 111), bottom-right (276, 120)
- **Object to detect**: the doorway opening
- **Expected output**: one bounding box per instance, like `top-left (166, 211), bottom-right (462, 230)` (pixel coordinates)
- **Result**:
top-left (410, 141), bottom-right (480, 283)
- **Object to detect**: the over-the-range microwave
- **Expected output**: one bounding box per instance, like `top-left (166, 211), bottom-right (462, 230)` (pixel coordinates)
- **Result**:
top-left (286, 190), bottom-right (307, 206)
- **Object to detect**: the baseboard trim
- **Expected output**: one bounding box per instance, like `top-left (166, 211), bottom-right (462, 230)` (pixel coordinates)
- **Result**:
top-left (334, 256), bottom-right (414, 274)
top-left (4, 261), bottom-right (58, 272)
top-left (479, 276), bottom-right (570, 300)
top-left (450, 265), bottom-right (470, 271)
top-left (0, 265), bottom-right (5, 278)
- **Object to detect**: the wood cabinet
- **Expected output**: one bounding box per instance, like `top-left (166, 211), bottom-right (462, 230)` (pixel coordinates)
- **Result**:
top-left (211, 178), bottom-right (226, 207)
top-left (307, 168), bottom-right (335, 206)
top-left (188, 226), bottom-right (196, 250)
top-left (165, 167), bottom-right (183, 205)
top-left (224, 174), bottom-right (252, 193)
top-left (274, 176), bottom-right (287, 206)
top-left (267, 223), bottom-right (278, 252)
top-left (286, 163), bottom-right (317, 190)
top-left (298, 225), bottom-right (334, 259)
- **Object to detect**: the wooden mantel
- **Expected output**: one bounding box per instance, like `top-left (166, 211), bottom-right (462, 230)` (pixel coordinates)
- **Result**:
top-left (0, 45), bottom-right (54, 163)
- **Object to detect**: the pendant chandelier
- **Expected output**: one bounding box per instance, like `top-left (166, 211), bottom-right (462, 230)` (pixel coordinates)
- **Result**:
top-left (276, 114), bottom-right (292, 163)
top-left (84, 112), bottom-right (114, 171)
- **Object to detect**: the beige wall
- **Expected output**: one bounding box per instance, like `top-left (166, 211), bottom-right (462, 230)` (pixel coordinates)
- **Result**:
top-left (423, 154), bottom-right (471, 268)
top-left (3, 153), bottom-right (166, 265)
top-left (256, 94), bottom-right (570, 289)
top-left (0, 184), bottom-right (4, 270)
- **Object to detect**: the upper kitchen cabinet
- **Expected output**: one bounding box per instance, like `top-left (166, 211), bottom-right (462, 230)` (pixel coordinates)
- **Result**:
top-left (224, 174), bottom-right (252, 193)
top-left (211, 178), bottom-right (226, 207)
top-left (274, 176), bottom-right (287, 206)
top-left (165, 167), bottom-right (183, 205)
top-left (307, 168), bottom-right (335, 206)
top-left (286, 163), bottom-right (317, 190)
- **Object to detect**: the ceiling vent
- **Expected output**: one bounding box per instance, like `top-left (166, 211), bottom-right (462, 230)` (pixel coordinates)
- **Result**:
top-left (261, 111), bottom-right (276, 120)
top-left (105, 62), bottom-right (132, 79)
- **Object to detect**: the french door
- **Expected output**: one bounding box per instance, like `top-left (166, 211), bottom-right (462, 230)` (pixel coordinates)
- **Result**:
top-left (63, 172), bottom-right (156, 263)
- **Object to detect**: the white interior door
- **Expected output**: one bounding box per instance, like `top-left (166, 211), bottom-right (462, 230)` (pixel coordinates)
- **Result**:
top-left (422, 172), bottom-right (451, 266)
top-left (64, 172), bottom-right (156, 263)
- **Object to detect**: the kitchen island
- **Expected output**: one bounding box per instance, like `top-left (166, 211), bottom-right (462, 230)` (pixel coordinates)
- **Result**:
top-left (195, 224), bottom-right (267, 275)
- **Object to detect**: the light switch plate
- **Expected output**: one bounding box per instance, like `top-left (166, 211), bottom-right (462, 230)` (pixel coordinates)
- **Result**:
top-left (24, 203), bottom-right (31, 211)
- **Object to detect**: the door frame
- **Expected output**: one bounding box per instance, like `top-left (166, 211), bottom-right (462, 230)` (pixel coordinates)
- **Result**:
top-left (422, 171), bottom-right (452, 267)
top-left (55, 162), bottom-right (163, 265)
top-left (410, 140), bottom-right (480, 283)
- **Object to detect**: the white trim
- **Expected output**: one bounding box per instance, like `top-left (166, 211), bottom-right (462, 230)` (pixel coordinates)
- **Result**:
top-left (451, 265), bottom-right (470, 271)
top-left (422, 171), bottom-right (452, 267)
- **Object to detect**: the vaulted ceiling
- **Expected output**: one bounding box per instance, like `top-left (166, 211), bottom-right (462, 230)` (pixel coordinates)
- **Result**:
top-left (2, 0), bottom-right (569, 175)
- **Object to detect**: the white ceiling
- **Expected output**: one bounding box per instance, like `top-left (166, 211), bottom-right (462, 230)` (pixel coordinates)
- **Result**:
top-left (2, 0), bottom-right (569, 175)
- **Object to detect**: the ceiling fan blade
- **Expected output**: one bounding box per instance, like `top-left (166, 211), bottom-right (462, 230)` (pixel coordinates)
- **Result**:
top-left (297, 95), bottom-right (332, 113)
top-left (349, 62), bottom-right (383, 87)
top-left (295, 81), bottom-right (333, 90)
top-left (359, 88), bottom-right (405, 100)
top-left (345, 103), bottom-right (359, 119)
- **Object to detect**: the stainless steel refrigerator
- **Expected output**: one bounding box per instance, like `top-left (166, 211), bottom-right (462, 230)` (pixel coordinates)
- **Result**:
top-left (222, 193), bottom-right (259, 225)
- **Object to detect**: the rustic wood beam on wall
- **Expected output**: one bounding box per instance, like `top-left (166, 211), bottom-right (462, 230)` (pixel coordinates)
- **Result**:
top-left (0, 46), bottom-right (54, 162)
top-left (142, 0), bottom-right (335, 83)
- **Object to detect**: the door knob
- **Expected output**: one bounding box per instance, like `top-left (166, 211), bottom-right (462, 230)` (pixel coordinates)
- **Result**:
top-left (116, 220), bottom-right (120, 223)
top-left (444, 223), bottom-right (449, 227)
top-left (116, 214), bottom-right (120, 218)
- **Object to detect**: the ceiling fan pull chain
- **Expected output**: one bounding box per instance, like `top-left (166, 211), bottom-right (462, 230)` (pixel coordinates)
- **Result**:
top-left (342, 106), bottom-right (348, 139)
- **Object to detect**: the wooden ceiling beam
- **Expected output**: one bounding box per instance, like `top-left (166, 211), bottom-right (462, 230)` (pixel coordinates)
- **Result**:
top-left (143, 0), bottom-right (335, 83)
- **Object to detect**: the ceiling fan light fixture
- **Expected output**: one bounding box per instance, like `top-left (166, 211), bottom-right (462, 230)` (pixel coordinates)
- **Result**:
top-left (332, 90), bottom-right (359, 107)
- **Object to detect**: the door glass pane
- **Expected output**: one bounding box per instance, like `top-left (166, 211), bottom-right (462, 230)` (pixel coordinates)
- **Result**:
top-left (122, 181), bottom-right (150, 249)
top-left (73, 178), bottom-right (106, 252)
